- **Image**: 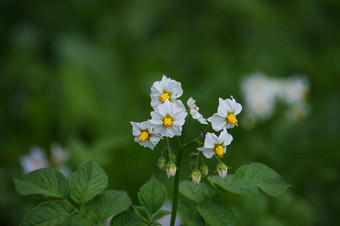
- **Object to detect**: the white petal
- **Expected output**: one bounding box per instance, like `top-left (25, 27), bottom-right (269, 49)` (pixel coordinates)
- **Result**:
top-left (198, 147), bottom-right (215, 158)
top-left (168, 78), bottom-right (183, 98)
top-left (187, 97), bottom-right (196, 108)
top-left (204, 132), bottom-right (218, 149)
top-left (208, 114), bottom-right (226, 132)
top-left (217, 98), bottom-right (229, 116)
top-left (219, 128), bottom-right (233, 146)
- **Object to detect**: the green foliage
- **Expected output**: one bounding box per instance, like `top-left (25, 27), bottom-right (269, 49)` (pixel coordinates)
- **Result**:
top-left (21, 200), bottom-right (74, 226)
top-left (110, 211), bottom-right (140, 226)
top-left (70, 160), bottom-right (108, 204)
top-left (179, 181), bottom-right (210, 203)
top-left (137, 176), bottom-right (167, 214)
top-left (14, 168), bottom-right (69, 198)
top-left (15, 160), bottom-right (132, 226)
top-left (178, 202), bottom-right (204, 226)
top-left (83, 190), bottom-right (131, 222)
top-left (151, 210), bottom-right (171, 221)
top-left (208, 162), bottom-right (290, 196)
top-left (132, 206), bottom-right (151, 222)
top-left (197, 200), bottom-right (236, 226)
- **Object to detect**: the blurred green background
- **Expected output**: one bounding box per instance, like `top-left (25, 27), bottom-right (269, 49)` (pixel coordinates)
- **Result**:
top-left (1, 0), bottom-right (340, 225)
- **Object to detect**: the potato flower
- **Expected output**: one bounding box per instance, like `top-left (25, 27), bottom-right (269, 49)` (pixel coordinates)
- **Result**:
top-left (150, 99), bottom-right (187, 138)
top-left (131, 120), bottom-right (162, 150)
top-left (20, 147), bottom-right (49, 173)
top-left (197, 128), bottom-right (233, 158)
top-left (187, 97), bottom-right (208, 124)
top-left (150, 75), bottom-right (184, 108)
top-left (208, 96), bottom-right (242, 131)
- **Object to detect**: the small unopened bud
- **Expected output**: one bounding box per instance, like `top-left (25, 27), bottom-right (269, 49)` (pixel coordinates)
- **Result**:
top-left (216, 162), bottom-right (228, 178)
top-left (200, 164), bottom-right (209, 176)
top-left (170, 153), bottom-right (176, 162)
top-left (157, 156), bottom-right (166, 170)
top-left (166, 161), bottom-right (177, 178)
top-left (191, 169), bottom-right (202, 185)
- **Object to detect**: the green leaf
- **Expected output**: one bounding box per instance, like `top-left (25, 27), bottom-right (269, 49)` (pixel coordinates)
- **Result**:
top-left (110, 211), bottom-right (140, 226)
top-left (235, 162), bottom-right (290, 196)
top-left (197, 200), bottom-right (236, 226)
top-left (14, 168), bottom-right (69, 198)
top-left (208, 163), bottom-right (289, 196)
top-left (132, 206), bottom-right (151, 222)
top-left (21, 200), bottom-right (74, 226)
top-left (137, 176), bottom-right (167, 213)
top-left (151, 210), bottom-right (171, 221)
top-left (151, 223), bottom-right (162, 226)
top-left (83, 190), bottom-right (132, 222)
top-left (179, 181), bottom-right (209, 203)
top-left (71, 215), bottom-right (92, 226)
top-left (208, 175), bottom-right (259, 195)
top-left (178, 201), bottom-right (204, 226)
top-left (70, 160), bottom-right (108, 204)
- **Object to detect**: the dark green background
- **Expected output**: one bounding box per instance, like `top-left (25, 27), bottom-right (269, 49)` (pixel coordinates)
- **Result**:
top-left (1, 0), bottom-right (339, 225)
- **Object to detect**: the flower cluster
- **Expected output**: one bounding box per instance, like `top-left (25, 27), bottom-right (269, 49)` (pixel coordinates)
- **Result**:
top-left (241, 72), bottom-right (310, 126)
top-left (131, 75), bottom-right (242, 182)
top-left (20, 143), bottom-right (71, 178)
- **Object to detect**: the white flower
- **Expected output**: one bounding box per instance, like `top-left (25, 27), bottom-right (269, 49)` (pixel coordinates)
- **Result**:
top-left (208, 96), bottom-right (242, 131)
top-left (166, 161), bottom-right (177, 178)
top-left (20, 147), bottom-right (49, 173)
top-left (191, 169), bottom-right (202, 185)
top-left (150, 75), bottom-right (183, 108)
top-left (187, 97), bottom-right (208, 124)
top-left (281, 75), bottom-right (309, 104)
top-left (241, 73), bottom-right (278, 120)
top-left (217, 162), bottom-right (228, 178)
top-left (51, 143), bottom-right (69, 165)
top-left (131, 120), bottom-right (162, 150)
top-left (150, 99), bottom-right (187, 138)
top-left (197, 128), bottom-right (233, 158)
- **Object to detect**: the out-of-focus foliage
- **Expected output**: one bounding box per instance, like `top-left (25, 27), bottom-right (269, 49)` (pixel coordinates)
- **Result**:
top-left (0, 0), bottom-right (339, 225)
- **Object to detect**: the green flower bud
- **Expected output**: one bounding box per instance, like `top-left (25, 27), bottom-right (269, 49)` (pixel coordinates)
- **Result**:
top-left (170, 153), bottom-right (176, 161)
top-left (157, 156), bottom-right (166, 170)
top-left (200, 164), bottom-right (209, 176)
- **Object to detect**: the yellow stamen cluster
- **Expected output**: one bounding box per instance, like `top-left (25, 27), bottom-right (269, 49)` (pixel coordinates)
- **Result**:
top-left (139, 131), bottom-right (149, 142)
top-left (159, 93), bottom-right (170, 102)
top-left (163, 117), bottom-right (173, 127)
top-left (215, 145), bottom-right (224, 157)
top-left (227, 114), bottom-right (238, 126)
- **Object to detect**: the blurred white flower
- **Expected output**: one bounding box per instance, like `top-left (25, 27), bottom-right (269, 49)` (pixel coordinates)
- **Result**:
top-left (58, 166), bottom-right (71, 179)
top-left (197, 128), bottom-right (233, 158)
top-left (217, 162), bottom-right (228, 178)
top-left (150, 99), bottom-right (187, 138)
top-left (51, 143), bottom-right (70, 165)
top-left (241, 73), bottom-right (278, 120)
top-left (20, 147), bottom-right (49, 173)
top-left (281, 75), bottom-right (310, 104)
top-left (208, 96), bottom-right (242, 131)
top-left (156, 201), bottom-right (182, 226)
top-left (187, 97), bottom-right (208, 124)
top-left (150, 75), bottom-right (184, 108)
top-left (131, 120), bottom-right (162, 150)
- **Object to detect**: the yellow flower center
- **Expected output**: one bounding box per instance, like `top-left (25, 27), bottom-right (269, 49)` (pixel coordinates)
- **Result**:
top-left (227, 114), bottom-right (238, 126)
top-left (163, 117), bottom-right (173, 127)
top-left (215, 145), bottom-right (224, 157)
top-left (139, 131), bottom-right (149, 142)
top-left (159, 93), bottom-right (170, 102)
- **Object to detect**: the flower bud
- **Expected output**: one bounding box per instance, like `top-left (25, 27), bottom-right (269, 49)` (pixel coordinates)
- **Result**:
top-left (157, 156), bottom-right (166, 170)
top-left (200, 164), bottom-right (209, 176)
top-left (170, 153), bottom-right (176, 162)
top-left (216, 162), bottom-right (228, 178)
top-left (166, 161), bottom-right (177, 178)
top-left (191, 168), bottom-right (202, 185)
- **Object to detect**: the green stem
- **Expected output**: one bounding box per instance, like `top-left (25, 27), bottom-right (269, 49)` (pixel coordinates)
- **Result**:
top-left (183, 115), bottom-right (192, 144)
top-left (170, 145), bottom-right (184, 226)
